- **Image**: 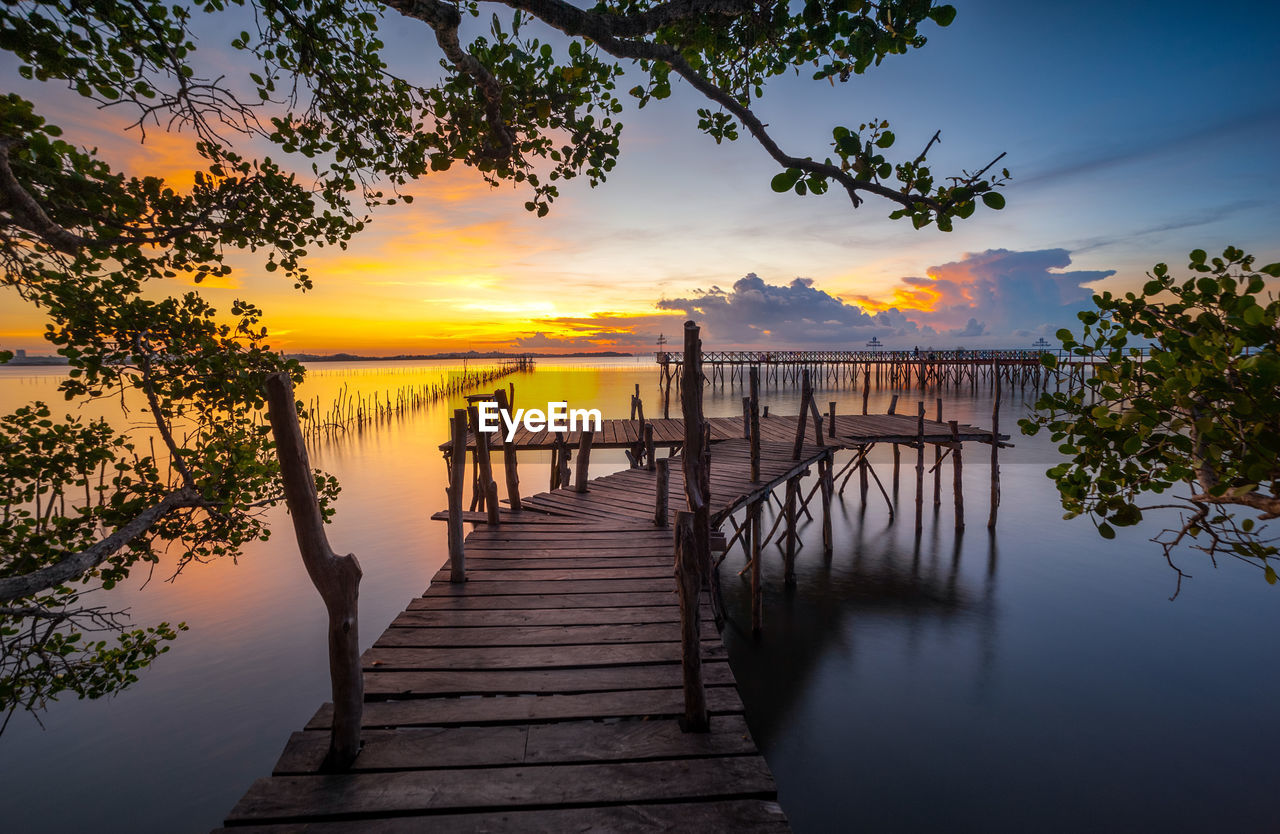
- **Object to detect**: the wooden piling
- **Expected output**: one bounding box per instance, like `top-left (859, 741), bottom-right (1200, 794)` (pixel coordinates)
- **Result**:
top-left (493, 388), bottom-right (522, 512)
top-left (468, 405), bottom-right (500, 526)
top-left (574, 430), bottom-right (594, 493)
top-left (446, 409), bottom-right (467, 583)
top-left (655, 456), bottom-right (670, 527)
top-left (989, 359), bottom-right (1001, 529)
top-left (674, 510), bottom-right (709, 732)
top-left (951, 419), bottom-right (965, 532)
top-left (915, 401), bottom-right (925, 534)
top-left (783, 476), bottom-right (798, 586)
top-left (645, 423), bottom-right (656, 472)
top-left (749, 367), bottom-right (761, 483)
top-left (828, 401), bottom-right (837, 438)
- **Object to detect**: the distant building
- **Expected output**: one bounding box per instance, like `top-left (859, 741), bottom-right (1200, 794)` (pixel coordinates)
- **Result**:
top-left (15, 349), bottom-right (26, 360)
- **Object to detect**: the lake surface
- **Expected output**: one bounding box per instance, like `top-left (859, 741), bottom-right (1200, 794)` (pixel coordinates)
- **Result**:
top-left (1, 358), bottom-right (1276, 832)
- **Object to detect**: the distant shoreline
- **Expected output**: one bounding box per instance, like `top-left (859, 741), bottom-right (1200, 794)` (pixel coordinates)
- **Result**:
top-left (286, 351), bottom-right (634, 361)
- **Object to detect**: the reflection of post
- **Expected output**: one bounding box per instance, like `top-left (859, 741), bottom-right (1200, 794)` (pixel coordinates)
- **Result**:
top-left (750, 498), bottom-right (763, 636)
top-left (989, 359), bottom-right (1001, 529)
top-left (447, 409), bottom-right (467, 582)
top-left (264, 373), bottom-right (363, 771)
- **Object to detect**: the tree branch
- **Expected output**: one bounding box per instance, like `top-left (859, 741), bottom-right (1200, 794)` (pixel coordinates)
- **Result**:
top-left (0, 487), bottom-right (202, 604)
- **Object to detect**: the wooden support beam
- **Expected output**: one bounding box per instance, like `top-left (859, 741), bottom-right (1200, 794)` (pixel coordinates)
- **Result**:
top-left (264, 373), bottom-right (363, 772)
top-left (934, 398), bottom-right (943, 508)
top-left (469, 405), bottom-right (500, 527)
top-left (828, 401), bottom-right (837, 438)
top-left (821, 454), bottom-right (833, 559)
top-left (915, 401), bottom-right (925, 535)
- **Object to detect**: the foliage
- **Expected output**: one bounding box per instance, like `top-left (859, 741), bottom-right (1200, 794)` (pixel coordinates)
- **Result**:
top-left (1, 0), bottom-right (1007, 725)
top-left (1021, 247), bottom-right (1280, 596)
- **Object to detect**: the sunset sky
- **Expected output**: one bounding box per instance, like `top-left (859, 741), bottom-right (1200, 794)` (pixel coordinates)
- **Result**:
top-left (3, 0), bottom-right (1278, 353)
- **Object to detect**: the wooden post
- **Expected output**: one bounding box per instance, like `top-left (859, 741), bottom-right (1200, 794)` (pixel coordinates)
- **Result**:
top-left (655, 457), bottom-right (669, 527)
top-left (934, 398), bottom-right (943, 508)
top-left (783, 475), bottom-right (798, 586)
top-left (264, 373), bottom-right (362, 771)
top-left (828, 401), bottom-right (837, 438)
top-left (862, 368), bottom-right (870, 415)
top-left (645, 423), bottom-right (656, 472)
top-left (888, 394), bottom-right (899, 415)
top-left (574, 430), bottom-right (594, 493)
top-left (447, 409), bottom-right (467, 583)
top-left (989, 359), bottom-right (1002, 529)
top-left (951, 420), bottom-right (965, 532)
top-left (750, 498), bottom-right (763, 636)
top-left (915, 401), bottom-right (925, 534)
top-left (749, 367), bottom-right (760, 483)
top-left (807, 393), bottom-right (825, 447)
top-left (792, 369), bottom-right (811, 459)
top-left (468, 406), bottom-right (500, 526)
top-left (674, 510), bottom-right (709, 732)
top-left (493, 389), bottom-right (521, 512)
top-left (558, 434), bottom-right (572, 489)
top-left (680, 322), bottom-right (711, 604)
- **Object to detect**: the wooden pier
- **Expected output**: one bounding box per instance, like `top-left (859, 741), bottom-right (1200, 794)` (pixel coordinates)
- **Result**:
top-left (220, 326), bottom-right (1010, 831)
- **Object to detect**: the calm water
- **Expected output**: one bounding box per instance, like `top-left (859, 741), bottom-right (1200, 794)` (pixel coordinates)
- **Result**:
top-left (0, 359), bottom-right (1276, 832)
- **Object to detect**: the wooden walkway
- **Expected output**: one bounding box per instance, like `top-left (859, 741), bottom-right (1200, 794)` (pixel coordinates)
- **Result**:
top-left (218, 441), bottom-right (818, 831)
top-left (444, 412), bottom-right (1001, 451)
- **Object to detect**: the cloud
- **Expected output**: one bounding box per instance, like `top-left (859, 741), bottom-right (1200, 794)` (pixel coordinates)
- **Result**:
top-left (890, 248), bottom-right (1114, 340)
top-left (655, 273), bottom-right (925, 346)
top-left (948, 317), bottom-right (986, 338)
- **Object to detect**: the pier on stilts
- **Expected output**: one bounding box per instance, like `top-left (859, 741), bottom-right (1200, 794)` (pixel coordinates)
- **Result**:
top-left (220, 326), bottom-right (1009, 831)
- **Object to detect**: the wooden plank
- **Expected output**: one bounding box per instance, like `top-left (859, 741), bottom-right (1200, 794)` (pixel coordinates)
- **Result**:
top-left (422, 578), bottom-right (674, 597)
top-left (226, 756), bottom-right (776, 823)
top-left (363, 660), bottom-right (736, 697)
top-left (409, 592), bottom-right (677, 610)
top-left (363, 641), bottom-right (728, 671)
top-left (430, 566), bottom-right (672, 583)
top-left (391, 606), bottom-right (687, 628)
top-left (274, 715), bottom-right (756, 774)
top-left (376, 622), bottom-right (688, 647)
top-left (308, 683), bottom-right (746, 728)
top-left (220, 798), bottom-right (788, 832)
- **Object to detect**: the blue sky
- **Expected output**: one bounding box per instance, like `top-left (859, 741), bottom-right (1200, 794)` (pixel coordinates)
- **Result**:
top-left (3, 0), bottom-right (1277, 351)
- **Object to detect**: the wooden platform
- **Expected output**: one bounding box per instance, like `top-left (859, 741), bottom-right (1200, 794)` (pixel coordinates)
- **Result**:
top-left (441, 412), bottom-right (1004, 451)
top-left (218, 442), bottom-right (814, 831)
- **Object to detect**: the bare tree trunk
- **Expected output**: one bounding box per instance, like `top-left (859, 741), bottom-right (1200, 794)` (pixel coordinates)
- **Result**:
top-left (264, 373), bottom-right (362, 771)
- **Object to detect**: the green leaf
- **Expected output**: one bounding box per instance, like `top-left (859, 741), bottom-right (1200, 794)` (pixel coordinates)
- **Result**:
top-left (1266, 566), bottom-right (1277, 585)
top-left (981, 191), bottom-right (1005, 210)
top-left (1098, 523), bottom-right (1115, 539)
top-left (770, 170), bottom-right (800, 193)
top-left (1189, 248), bottom-right (1207, 265)
top-left (929, 4), bottom-right (957, 26)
